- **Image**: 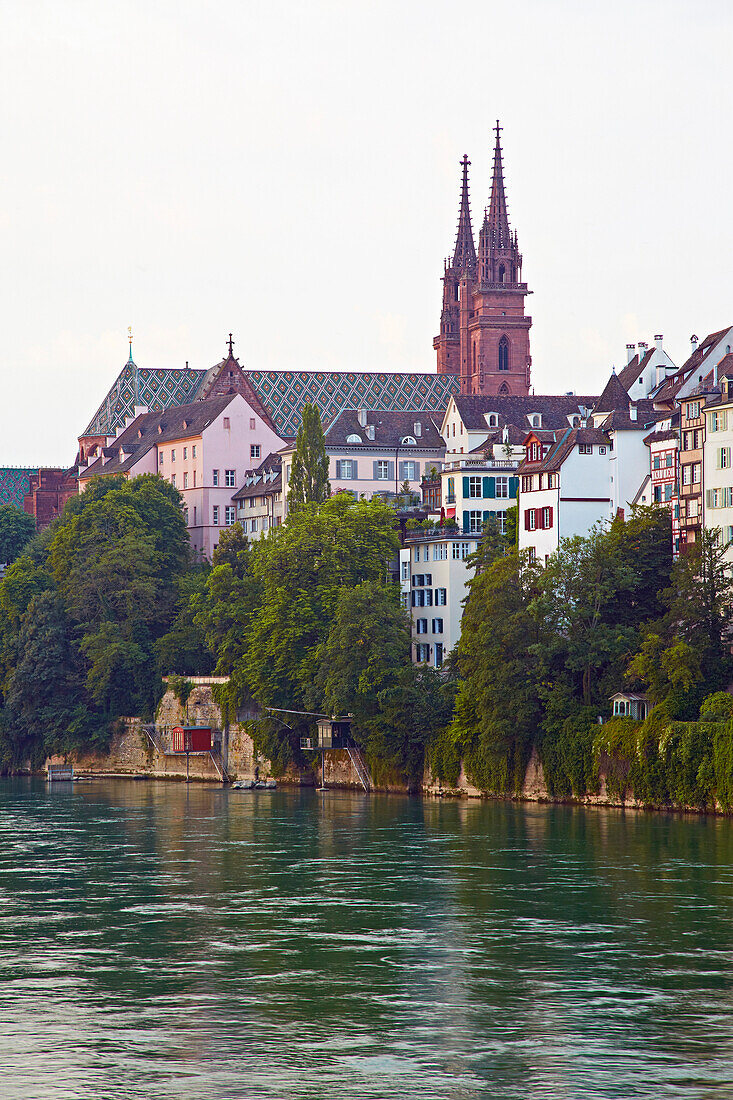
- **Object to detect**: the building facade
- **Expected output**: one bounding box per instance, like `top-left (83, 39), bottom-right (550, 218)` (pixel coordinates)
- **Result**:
top-left (400, 532), bottom-right (480, 667)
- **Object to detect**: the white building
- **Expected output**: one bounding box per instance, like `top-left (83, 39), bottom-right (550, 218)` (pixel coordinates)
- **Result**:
top-left (233, 452), bottom-right (284, 537)
top-left (703, 369), bottom-right (733, 554)
top-left (616, 335), bottom-right (676, 400)
top-left (440, 393), bottom-right (598, 461)
top-left (400, 531), bottom-right (480, 667)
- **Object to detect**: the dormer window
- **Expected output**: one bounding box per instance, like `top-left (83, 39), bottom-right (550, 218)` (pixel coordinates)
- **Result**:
top-left (487, 413), bottom-right (498, 427)
top-left (401, 435), bottom-right (417, 446)
top-left (530, 414), bottom-right (542, 428)
top-left (346, 434), bottom-right (361, 444)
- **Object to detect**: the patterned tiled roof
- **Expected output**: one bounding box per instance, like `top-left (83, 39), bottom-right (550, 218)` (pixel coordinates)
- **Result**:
top-left (82, 359), bottom-right (460, 440)
top-left (0, 468), bottom-right (37, 508)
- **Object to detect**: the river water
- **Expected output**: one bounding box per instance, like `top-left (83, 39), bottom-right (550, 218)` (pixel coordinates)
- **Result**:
top-left (1, 780), bottom-right (733, 1099)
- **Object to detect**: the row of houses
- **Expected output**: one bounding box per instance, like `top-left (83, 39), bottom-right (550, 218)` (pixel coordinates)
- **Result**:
top-left (66, 324), bottom-right (733, 668)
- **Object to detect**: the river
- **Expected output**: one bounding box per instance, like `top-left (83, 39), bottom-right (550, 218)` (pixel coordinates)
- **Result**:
top-left (1, 779), bottom-right (733, 1099)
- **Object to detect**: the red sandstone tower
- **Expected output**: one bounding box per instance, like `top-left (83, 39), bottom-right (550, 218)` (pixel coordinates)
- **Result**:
top-left (435, 123), bottom-right (532, 396)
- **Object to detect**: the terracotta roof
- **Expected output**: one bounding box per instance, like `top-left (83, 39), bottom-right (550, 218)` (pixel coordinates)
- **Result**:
top-left (518, 427), bottom-right (609, 474)
top-left (452, 394), bottom-right (598, 431)
top-left (643, 428), bottom-right (678, 446)
top-left (654, 327), bottom-right (732, 404)
top-left (324, 409), bottom-right (444, 449)
top-left (80, 394), bottom-right (237, 479)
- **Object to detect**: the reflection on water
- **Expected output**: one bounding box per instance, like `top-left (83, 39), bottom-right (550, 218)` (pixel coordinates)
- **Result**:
top-left (1, 779), bottom-right (733, 1099)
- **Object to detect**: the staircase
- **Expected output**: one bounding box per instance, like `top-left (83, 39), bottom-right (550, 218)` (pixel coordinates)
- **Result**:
top-left (347, 746), bottom-right (372, 793)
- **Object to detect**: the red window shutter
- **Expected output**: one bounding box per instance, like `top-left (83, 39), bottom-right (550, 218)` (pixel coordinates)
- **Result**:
top-left (524, 509), bottom-right (530, 531)
top-left (548, 506), bottom-right (553, 528)
top-left (537, 509), bottom-right (543, 529)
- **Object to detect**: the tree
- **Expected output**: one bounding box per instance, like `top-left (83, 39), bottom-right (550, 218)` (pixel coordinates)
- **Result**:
top-left (287, 402), bottom-right (330, 510)
top-left (155, 568), bottom-right (216, 677)
top-left (0, 506), bottom-right (36, 564)
top-left (3, 590), bottom-right (102, 767)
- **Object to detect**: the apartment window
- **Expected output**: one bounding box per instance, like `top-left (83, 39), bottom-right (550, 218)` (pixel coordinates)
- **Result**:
top-left (452, 542), bottom-right (470, 560)
top-left (682, 465), bottom-right (691, 486)
top-left (213, 505), bottom-right (220, 525)
top-left (694, 430), bottom-right (702, 449)
top-left (495, 477), bottom-right (509, 498)
top-left (400, 591), bottom-right (409, 609)
top-left (521, 475), bottom-right (532, 493)
top-left (653, 456), bottom-right (661, 470)
top-left (433, 543), bottom-right (447, 560)
top-left (414, 545), bottom-right (420, 563)
top-left (193, 470), bottom-right (196, 487)
top-left (719, 448), bottom-right (731, 469)
top-left (527, 509), bottom-right (537, 531)
top-left (496, 510), bottom-right (507, 534)
top-left (653, 485), bottom-right (662, 503)
top-left (578, 444), bottom-right (593, 455)
top-left (665, 483), bottom-right (675, 502)
top-left (726, 527), bottom-right (733, 545)
top-left (171, 449), bottom-right (176, 461)
top-left (724, 487), bottom-right (733, 508)
top-left (183, 472), bottom-right (188, 489)
top-left (159, 453), bottom-right (163, 467)
top-left (212, 469), bottom-right (219, 486)
top-left (693, 463), bottom-right (701, 484)
top-left (415, 644), bottom-right (431, 663)
top-left (183, 447), bottom-right (187, 459)
top-left (338, 460), bottom-right (355, 479)
top-left (434, 643), bottom-right (444, 668)
top-left (689, 498), bottom-right (699, 518)
top-left (223, 417), bottom-right (230, 429)
top-left (707, 488), bottom-right (722, 509)
top-left (468, 476), bottom-right (482, 498)
top-left (249, 497), bottom-right (256, 508)
top-left (376, 460), bottom-right (390, 480)
top-left (225, 469), bottom-right (236, 488)
top-left (251, 518), bottom-right (258, 533)
top-left (711, 410), bottom-right (728, 432)
top-left (171, 474), bottom-right (176, 488)
top-left (225, 506), bottom-right (236, 526)
top-left (665, 454), bottom-right (673, 468)
top-left (435, 588), bottom-right (447, 605)
top-left (416, 619), bottom-right (428, 635)
top-left (446, 476), bottom-right (455, 503)
top-left (403, 461), bottom-right (417, 481)
top-left (468, 510), bottom-right (483, 534)
top-left (431, 619), bottom-right (444, 634)
top-left (542, 507), bottom-right (552, 529)
top-left (528, 546), bottom-right (537, 562)
top-left (250, 418), bottom-right (256, 430)
top-left (251, 445), bottom-right (261, 460)
top-left (687, 401), bottom-right (700, 419)
top-left (192, 445), bottom-right (197, 458)
top-left (401, 561), bottom-right (409, 582)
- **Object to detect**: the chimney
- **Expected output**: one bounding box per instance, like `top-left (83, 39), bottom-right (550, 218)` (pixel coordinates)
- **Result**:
top-left (357, 408), bottom-right (367, 427)
top-left (638, 341), bottom-right (648, 359)
top-left (626, 344), bottom-right (636, 364)
top-left (629, 405), bottom-right (638, 422)
top-left (654, 334), bottom-right (663, 352)
top-left (414, 421), bottom-right (422, 438)
top-left (366, 424), bottom-right (375, 440)
top-left (691, 334), bottom-right (699, 353)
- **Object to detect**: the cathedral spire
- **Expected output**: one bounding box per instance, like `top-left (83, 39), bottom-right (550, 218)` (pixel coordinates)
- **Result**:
top-left (487, 120), bottom-right (510, 248)
top-left (452, 154), bottom-right (476, 276)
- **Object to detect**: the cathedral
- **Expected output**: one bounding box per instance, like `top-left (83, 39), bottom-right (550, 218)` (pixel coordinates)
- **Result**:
top-left (434, 123), bottom-right (532, 396)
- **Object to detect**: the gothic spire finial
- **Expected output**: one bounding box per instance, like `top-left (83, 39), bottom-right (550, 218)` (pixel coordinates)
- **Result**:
top-left (227, 333), bottom-right (235, 358)
top-left (127, 325), bottom-right (134, 363)
top-left (488, 119), bottom-right (510, 246)
top-left (452, 154), bottom-right (476, 276)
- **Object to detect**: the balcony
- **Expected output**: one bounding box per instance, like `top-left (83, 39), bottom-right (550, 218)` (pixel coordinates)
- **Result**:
top-left (443, 457), bottom-right (519, 472)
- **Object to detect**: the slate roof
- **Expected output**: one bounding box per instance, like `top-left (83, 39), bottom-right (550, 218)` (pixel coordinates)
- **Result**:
top-left (617, 347), bottom-right (654, 391)
top-left (452, 394), bottom-right (598, 431)
top-left (598, 399), bottom-right (657, 431)
top-left (80, 394), bottom-right (237, 479)
top-left (517, 427), bottom-right (610, 475)
top-left (0, 468), bottom-right (38, 508)
top-left (323, 409), bottom-right (444, 449)
top-left (653, 328), bottom-right (731, 405)
top-left (643, 428), bottom-right (679, 446)
top-left (595, 372), bottom-right (630, 413)
top-left (232, 452), bottom-right (283, 501)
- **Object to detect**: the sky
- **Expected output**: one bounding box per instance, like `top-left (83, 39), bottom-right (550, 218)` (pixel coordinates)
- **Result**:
top-left (1, 0), bottom-right (732, 464)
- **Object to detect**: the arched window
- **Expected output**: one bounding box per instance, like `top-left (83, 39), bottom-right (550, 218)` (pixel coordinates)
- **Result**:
top-left (498, 337), bottom-right (509, 372)
top-left (499, 382), bottom-right (509, 396)
top-left (473, 343), bottom-right (477, 372)
top-left (488, 413), bottom-right (498, 427)
top-left (454, 283), bottom-right (460, 302)
top-left (498, 263), bottom-right (506, 283)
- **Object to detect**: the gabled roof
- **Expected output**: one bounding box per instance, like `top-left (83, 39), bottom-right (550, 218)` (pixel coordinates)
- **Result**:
top-left (617, 347), bottom-right (655, 391)
top-left (598, 399), bottom-right (658, 431)
top-left (517, 427), bottom-right (609, 475)
top-left (80, 394), bottom-right (237, 479)
top-left (452, 394), bottom-right (598, 431)
top-left (643, 428), bottom-right (678, 446)
top-left (324, 409), bottom-right (444, 450)
top-left (594, 372), bottom-right (630, 413)
top-left (232, 452), bottom-right (283, 501)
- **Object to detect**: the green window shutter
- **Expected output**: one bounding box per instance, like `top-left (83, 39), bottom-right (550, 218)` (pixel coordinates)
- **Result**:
top-left (483, 476), bottom-right (495, 498)
top-left (462, 476), bottom-right (470, 498)
top-left (462, 510), bottom-right (469, 533)
top-left (509, 476), bottom-right (519, 498)
top-left (483, 510), bottom-right (491, 523)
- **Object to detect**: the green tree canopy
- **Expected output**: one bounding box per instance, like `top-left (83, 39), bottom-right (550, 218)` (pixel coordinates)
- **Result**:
top-left (0, 506), bottom-right (36, 565)
top-left (287, 403), bottom-right (330, 510)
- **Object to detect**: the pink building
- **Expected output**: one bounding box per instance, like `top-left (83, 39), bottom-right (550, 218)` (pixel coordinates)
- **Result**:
top-left (78, 393), bottom-right (284, 559)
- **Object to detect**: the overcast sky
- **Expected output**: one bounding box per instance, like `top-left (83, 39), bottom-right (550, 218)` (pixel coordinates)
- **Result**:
top-left (1, 0), bottom-right (732, 464)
